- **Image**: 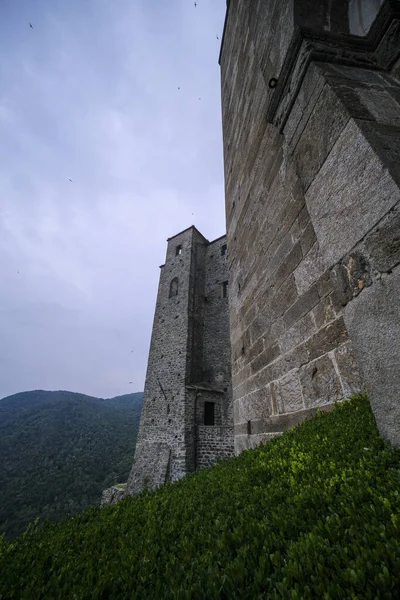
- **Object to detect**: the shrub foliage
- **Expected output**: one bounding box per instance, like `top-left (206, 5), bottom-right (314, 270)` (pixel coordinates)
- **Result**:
top-left (1, 395), bottom-right (400, 599)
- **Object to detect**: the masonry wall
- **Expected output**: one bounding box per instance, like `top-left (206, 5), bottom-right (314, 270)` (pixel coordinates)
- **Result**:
top-left (203, 237), bottom-right (233, 425)
top-left (196, 425), bottom-right (235, 469)
top-left (220, 0), bottom-right (400, 450)
top-left (127, 227), bottom-right (207, 493)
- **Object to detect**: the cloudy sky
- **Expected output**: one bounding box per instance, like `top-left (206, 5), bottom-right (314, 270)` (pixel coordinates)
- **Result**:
top-left (0, 0), bottom-right (227, 400)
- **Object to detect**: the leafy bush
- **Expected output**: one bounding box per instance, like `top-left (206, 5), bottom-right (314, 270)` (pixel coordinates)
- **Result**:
top-left (1, 395), bottom-right (400, 599)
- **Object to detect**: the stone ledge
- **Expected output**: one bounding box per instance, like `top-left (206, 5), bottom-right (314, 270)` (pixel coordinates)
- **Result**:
top-left (234, 401), bottom-right (336, 435)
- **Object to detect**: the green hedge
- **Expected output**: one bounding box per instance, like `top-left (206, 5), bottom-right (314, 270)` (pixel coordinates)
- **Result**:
top-left (1, 395), bottom-right (400, 599)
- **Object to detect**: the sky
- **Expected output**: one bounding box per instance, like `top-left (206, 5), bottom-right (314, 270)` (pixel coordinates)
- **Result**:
top-left (0, 0), bottom-right (227, 400)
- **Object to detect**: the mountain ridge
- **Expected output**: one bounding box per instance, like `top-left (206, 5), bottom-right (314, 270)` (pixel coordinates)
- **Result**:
top-left (0, 389), bottom-right (143, 539)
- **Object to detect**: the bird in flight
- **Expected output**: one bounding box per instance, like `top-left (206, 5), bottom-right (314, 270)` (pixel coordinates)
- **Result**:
top-left (129, 382), bottom-right (133, 384)
top-left (69, 178), bottom-right (73, 182)
top-left (178, 87), bottom-right (180, 90)
top-left (216, 35), bottom-right (219, 40)
top-left (29, 23), bottom-right (33, 28)
top-left (194, 2), bottom-right (197, 6)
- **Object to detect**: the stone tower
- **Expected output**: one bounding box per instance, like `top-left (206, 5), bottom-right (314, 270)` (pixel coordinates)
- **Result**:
top-left (127, 226), bottom-right (234, 495)
top-left (219, 0), bottom-right (400, 450)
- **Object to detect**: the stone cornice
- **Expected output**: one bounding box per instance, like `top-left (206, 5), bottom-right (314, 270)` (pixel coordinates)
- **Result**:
top-left (266, 0), bottom-right (400, 132)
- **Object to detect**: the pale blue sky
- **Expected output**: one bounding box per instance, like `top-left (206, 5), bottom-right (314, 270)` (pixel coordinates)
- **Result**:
top-left (0, 0), bottom-right (227, 399)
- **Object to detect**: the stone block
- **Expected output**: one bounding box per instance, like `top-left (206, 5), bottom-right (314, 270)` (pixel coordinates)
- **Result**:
top-left (250, 342), bottom-right (280, 375)
top-left (312, 296), bottom-right (336, 330)
top-left (279, 312), bottom-right (315, 355)
top-left (269, 274), bottom-right (298, 321)
top-left (300, 220), bottom-right (317, 256)
top-left (344, 267), bottom-right (400, 446)
top-left (283, 283), bottom-right (320, 330)
top-left (356, 88), bottom-right (400, 127)
top-left (364, 203), bottom-right (400, 273)
top-left (306, 119), bottom-right (400, 268)
top-left (306, 316), bottom-right (348, 361)
top-left (300, 354), bottom-right (343, 409)
top-left (298, 204), bottom-right (311, 231)
top-left (294, 242), bottom-right (326, 295)
top-left (236, 387), bottom-right (272, 422)
top-left (247, 336), bottom-right (264, 363)
top-left (333, 81), bottom-right (376, 121)
top-left (271, 369), bottom-right (304, 414)
top-left (271, 242), bottom-right (303, 292)
top-left (330, 251), bottom-right (372, 307)
top-left (334, 342), bottom-right (363, 398)
top-left (357, 120), bottom-right (400, 189)
top-left (316, 270), bottom-right (334, 299)
top-left (294, 83), bottom-right (350, 192)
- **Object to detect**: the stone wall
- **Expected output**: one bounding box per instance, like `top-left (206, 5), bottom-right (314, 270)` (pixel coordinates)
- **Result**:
top-left (196, 425), bottom-right (235, 469)
top-left (220, 0), bottom-right (400, 450)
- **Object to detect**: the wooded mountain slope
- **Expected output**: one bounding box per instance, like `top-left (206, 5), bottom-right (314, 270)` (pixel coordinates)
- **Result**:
top-left (0, 390), bottom-right (142, 539)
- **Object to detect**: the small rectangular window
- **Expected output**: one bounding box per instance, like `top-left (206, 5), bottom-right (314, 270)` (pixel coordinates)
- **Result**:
top-left (221, 244), bottom-right (227, 256)
top-left (176, 245), bottom-right (182, 256)
top-left (204, 402), bottom-right (215, 426)
top-left (221, 281), bottom-right (228, 298)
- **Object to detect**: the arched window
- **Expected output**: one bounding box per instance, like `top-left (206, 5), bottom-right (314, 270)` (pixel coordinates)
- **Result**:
top-left (169, 277), bottom-right (179, 298)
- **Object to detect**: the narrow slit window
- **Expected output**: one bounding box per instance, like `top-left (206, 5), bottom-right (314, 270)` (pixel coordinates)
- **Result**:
top-left (176, 245), bottom-right (182, 256)
top-left (221, 244), bottom-right (227, 256)
top-left (221, 281), bottom-right (228, 298)
top-left (169, 277), bottom-right (179, 298)
top-left (204, 402), bottom-right (215, 426)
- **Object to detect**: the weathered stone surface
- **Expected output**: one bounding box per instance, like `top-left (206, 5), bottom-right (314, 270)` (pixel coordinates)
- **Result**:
top-left (284, 283), bottom-right (320, 331)
top-left (300, 354), bottom-right (343, 408)
top-left (364, 203), bottom-right (400, 273)
top-left (236, 386), bottom-right (272, 423)
top-left (294, 242), bottom-right (325, 295)
top-left (279, 312), bottom-right (316, 355)
top-left (299, 221), bottom-right (317, 256)
top-left (196, 426), bottom-right (234, 469)
top-left (311, 296), bottom-right (336, 330)
top-left (306, 118), bottom-right (400, 268)
top-left (306, 317), bottom-right (348, 361)
top-left (356, 88), bottom-right (400, 127)
top-left (293, 83), bottom-right (350, 192)
top-left (330, 251), bottom-right (372, 306)
top-left (357, 120), bottom-right (400, 190)
top-left (271, 370), bottom-right (304, 415)
top-left (334, 342), bottom-right (363, 398)
top-left (344, 266), bottom-right (400, 446)
top-left (101, 485), bottom-right (126, 506)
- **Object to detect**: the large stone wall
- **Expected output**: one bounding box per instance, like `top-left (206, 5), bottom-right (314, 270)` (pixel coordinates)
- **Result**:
top-left (127, 227), bottom-right (234, 496)
top-left (220, 0), bottom-right (400, 450)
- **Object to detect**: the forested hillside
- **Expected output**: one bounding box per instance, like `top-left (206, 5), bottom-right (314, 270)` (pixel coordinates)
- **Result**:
top-left (0, 390), bottom-right (142, 539)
